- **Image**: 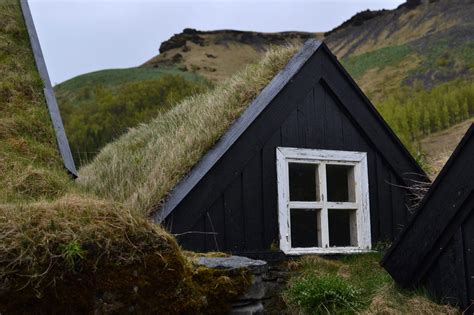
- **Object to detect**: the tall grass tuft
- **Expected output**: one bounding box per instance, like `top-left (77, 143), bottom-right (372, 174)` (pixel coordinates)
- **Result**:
top-left (284, 273), bottom-right (363, 314)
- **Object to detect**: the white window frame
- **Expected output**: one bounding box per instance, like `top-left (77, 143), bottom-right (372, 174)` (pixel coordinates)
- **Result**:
top-left (276, 147), bottom-right (371, 255)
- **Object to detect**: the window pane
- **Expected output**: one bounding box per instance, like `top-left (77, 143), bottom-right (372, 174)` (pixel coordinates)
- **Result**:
top-left (326, 165), bottom-right (355, 202)
top-left (289, 163), bottom-right (319, 201)
top-left (290, 208), bottom-right (320, 248)
top-left (328, 209), bottom-right (357, 247)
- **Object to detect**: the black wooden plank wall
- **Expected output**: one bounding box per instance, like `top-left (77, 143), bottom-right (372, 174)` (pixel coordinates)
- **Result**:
top-left (423, 207), bottom-right (474, 309)
top-left (168, 49), bottom-right (416, 255)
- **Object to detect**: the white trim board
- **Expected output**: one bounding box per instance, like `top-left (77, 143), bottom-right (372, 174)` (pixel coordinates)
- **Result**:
top-left (276, 147), bottom-right (371, 255)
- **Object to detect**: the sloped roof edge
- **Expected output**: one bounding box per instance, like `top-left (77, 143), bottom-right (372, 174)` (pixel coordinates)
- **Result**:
top-left (382, 123), bottom-right (474, 284)
top-left (20, 0), bottom-right (77, 177)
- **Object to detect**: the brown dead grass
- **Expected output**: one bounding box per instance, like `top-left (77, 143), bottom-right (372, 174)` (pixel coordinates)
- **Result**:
top-left (421, 117), bottom-right (474, 178)
top-left (363, 284), bottom-right (459, 315)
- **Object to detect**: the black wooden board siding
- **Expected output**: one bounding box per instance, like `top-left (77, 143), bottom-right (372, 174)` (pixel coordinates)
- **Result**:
top-left (382, 125), bottom-right (474, 310)
top-left (164, 40), bottom-right (425, 256)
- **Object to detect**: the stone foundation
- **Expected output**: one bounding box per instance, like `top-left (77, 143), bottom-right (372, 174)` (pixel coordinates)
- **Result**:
top-left (196, 255), bottom-right (290, 314)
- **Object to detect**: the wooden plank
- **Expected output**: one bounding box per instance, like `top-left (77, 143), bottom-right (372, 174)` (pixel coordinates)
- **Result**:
top-left (424, 229), bottom-right (468, 307)
top-left (20, 0), bottom-right (77, 176)
top-left (390, 171), bottom-right (407, 237)
top-left (376, 154), bottom-right (393, 241)
top-left (179, 216), bottom-right (206, 252)
top-left (302, 87), bottom-right (316, 147)
top-left (242, 151), bottom-right (264, 251)
top-left (322, 86), bottom-right (344, 150)
top-left (312, 84), bottom-right (326, 148)
top-left (224, 175), bottom-right (245, 252)
top-left (462, 210), bottom-right (474, 306)
top-left (262, 129), bottom-right (281, 248)
top-left (367, 150), bottom-right (380, 242)
top-left (281, 110), bottom-right (299, 147)
top-left (206, 196), bottom-right (226, 252)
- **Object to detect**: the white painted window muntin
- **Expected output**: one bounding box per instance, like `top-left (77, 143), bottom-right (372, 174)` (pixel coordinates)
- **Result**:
top-left (277, 147), bottom-right (371, 255)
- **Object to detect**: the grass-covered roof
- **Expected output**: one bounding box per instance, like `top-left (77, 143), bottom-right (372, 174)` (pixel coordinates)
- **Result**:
top-left (78, 45), bottom-right (299, 217)
top-left (0, 0), bottom-right (70, 203)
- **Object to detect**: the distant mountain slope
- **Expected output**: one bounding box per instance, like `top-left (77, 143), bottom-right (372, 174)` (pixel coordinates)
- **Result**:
top-left (329, 0), bottom-right (474, 99)
top-left (143, 29), bottom-right (322, 82)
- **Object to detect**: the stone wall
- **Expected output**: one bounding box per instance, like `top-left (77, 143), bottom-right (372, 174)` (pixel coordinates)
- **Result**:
top-left (196, 256), bottom-right (291, 314)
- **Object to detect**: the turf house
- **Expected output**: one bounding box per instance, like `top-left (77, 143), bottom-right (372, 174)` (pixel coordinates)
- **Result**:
top-left (382, 124), bottom-right (474, 310)
top-left (130, 39), bottom-right (426, 258)
top-left (20, 0), bottom-right (426, 259)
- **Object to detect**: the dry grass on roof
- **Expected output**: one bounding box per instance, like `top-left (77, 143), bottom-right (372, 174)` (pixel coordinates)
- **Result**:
top-left (78, 45), bottom-right (299, 216)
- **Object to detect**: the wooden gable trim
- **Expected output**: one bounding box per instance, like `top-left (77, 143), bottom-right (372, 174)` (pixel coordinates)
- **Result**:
top-left (382, 124), bottom-right (474, 287)
top-left (20, 0), bottom-right (77, 177)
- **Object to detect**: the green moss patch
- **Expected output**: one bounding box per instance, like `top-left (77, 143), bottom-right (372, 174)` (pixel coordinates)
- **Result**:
top-left (342, 44), bottom-right (413, 79)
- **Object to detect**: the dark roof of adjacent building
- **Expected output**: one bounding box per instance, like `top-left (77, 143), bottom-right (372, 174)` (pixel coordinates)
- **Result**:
top-left (382, 124), bottom-right (474, 286)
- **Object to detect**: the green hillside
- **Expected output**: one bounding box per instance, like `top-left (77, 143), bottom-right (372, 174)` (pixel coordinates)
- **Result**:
top-left (56, 67), bottom-right (210, 165)
top-left (55, 66), bottom-right (203, 104)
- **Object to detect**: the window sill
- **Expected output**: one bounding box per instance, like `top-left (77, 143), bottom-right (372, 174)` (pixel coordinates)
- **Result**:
top-left (283, 247), bottom-right (373, 255)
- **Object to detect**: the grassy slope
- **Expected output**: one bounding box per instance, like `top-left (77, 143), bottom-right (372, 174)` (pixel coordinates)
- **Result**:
top-left (282, 254), bottom-right (459, 314)
top-left (0, 2), bottom-right (248, 313)
top-left (420, 117), bottom-right (474, 177)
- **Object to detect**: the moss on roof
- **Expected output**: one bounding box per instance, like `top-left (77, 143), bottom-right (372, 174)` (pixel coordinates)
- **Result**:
top-left (78, 45), bottom-right (299, 216)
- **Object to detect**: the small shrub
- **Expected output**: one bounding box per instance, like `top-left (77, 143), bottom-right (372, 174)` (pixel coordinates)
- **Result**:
top-left (284, 273), bottom-right (362, 314)
top-left (61, 240), bottom-right (85, 269)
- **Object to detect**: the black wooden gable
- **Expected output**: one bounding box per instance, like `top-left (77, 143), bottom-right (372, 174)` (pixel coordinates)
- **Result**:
top-left (382, 124), bottom-right (474, 309)
top-left (158, 40), bottom-right (426, 255)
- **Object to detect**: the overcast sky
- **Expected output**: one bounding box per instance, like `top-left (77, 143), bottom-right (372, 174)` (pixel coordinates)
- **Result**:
top-left (29, 0), bottom-right (404, 84)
